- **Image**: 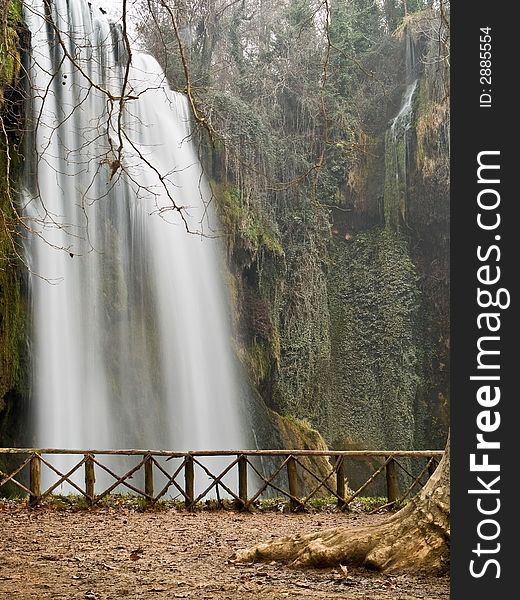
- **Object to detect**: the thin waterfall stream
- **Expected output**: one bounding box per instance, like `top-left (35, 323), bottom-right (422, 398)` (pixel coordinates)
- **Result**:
top-left (22, 0), bottom-right (246, 491)
top-left (383, 29), bottom-right (419, 230)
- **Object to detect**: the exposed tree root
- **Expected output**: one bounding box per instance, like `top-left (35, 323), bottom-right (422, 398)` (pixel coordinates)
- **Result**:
top-left (234, 439), bottom-right (450, 574)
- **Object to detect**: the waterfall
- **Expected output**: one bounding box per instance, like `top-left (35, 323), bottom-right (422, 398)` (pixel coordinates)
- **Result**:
top-left (22, 0), bottom-right (246, 489)
top-left (383, 29), bottom-right (419, 230)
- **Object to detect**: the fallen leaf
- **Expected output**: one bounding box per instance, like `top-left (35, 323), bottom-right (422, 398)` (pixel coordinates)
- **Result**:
top-left (332, 565), bottom-right (352, 581)
top-left (130, 547), bottom-right (144, 561)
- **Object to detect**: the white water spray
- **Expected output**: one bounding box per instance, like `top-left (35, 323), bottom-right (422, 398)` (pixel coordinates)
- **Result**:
top-left (23, 0), bottom-right (246, 485)
top-left (383, 29), bottom-right (419, 229)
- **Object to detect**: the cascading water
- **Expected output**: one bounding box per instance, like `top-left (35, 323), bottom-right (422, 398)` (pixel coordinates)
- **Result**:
top-left (22, 0), bottom-right (246, 488)
top-left (383, 29), bottom-right (419, 229)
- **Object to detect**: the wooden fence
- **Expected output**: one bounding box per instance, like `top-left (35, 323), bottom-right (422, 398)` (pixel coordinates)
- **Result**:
top-left (0, 448), bottom-right (443, 510)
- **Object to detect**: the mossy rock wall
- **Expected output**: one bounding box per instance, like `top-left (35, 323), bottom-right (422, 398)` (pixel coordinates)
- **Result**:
top-left (0, 0), bottom-right (28, 451)
top-left (327, 228), bottom-right (421, 451)
top-left (212, 18), bottom-right (449, 459)
top-left (242, 387), bottom-right (337, 499)
top-left (269, 217), bottom-right (333, 434)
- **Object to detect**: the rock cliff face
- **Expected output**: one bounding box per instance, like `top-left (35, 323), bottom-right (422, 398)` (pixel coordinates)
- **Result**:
top-left (0, 0), bottom-right (28, 451)
top-left (214, 19), bottom-right (449, 455)
top-left (322, 24), bottom-right (449, 453)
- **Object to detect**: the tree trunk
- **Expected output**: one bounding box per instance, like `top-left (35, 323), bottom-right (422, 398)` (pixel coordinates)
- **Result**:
top-left (234, 436), bottom-right (450, 574)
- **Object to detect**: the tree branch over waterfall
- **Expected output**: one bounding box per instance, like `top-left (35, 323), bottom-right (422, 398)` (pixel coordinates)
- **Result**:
top-left (21, 0), bottom-right (215, 240)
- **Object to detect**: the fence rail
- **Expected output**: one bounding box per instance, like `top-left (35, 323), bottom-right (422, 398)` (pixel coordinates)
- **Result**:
top-left (0, 448), bottom-right (444, 511)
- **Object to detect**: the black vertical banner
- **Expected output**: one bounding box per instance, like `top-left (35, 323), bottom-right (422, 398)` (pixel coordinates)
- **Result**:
top-left (451, 1), bottom-right (514, 597)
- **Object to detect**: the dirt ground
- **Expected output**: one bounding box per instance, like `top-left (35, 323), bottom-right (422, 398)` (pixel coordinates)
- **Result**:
top-left (0, 503), bottom-right (449, 600)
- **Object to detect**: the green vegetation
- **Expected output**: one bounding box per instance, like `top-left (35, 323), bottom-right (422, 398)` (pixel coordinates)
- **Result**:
top-left (0, 159), bottom-right (26, 408)
top-left (212, 181), bottom-right (284, 259)
top-left (0, 0), bottom-right (27, 429)
top-left (243, 339), bottom-right (274, 386)
top-left (0, 1), bottom-right (21, 88)
top-left (273, 412), bottom-right (329, 451)
top-left (327, 228), bottom-right (421, 450)
top-left (384, 130), bottom-right (408, 230)
top-left (0, 493), bottom-right (407, 513)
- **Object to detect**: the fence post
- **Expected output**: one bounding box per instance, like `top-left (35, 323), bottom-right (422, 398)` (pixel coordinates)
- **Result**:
top-left (336, 456), bottom-right (346, 509)
top-left (385, 457), bottom-right (399, 504)
top-left (287, 455), bottom-right (299, 511)
top-left (238, 454), bottom-right (248, 510)
top-left (428, 457), bottom-right (437, 478)
top-left (84, 454), bottom-right (95, 503)
top-left (29, 454), bottom-right (41, 506)
top-left (144, 454), bottom-right (154, 502)
top-left (185, 454), bottom-right (194, 510)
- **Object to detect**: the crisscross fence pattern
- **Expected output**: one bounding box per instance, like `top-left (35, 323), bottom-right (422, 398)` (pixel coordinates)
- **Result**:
top-left (0, 448), bottom-right (443, 510)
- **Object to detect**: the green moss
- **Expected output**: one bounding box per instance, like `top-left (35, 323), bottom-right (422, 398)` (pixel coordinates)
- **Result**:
top-left (271, 412), bottom-right (330, 457)
top-left (271, 236), bottom-right (333, 433)
top-left (326, 228), bottom-right (421, 451)
top-left (7, 0), bottom-right (22, 24)
top-left (244, 338), bottom-right (272, 386)
top-left (215, 182), bottom-right (242, 232)
top-left (0, 1), bottom-right (22, 90)
top-left (0, 150), bottom-right (26, 410)
top-left (268, 410), bottom-right (336, 497)
top-left (282, 413), bottom-right (313, 433)
top-left (210, 180), bottom-right (287, 394)
top-left (384, 129), bottom-right (408, 231)
top-left (413, 78), bottom-right (450, 187)
top-left (258, 228), bottom-right (284, 257)
top-left (211, 180), bottom-right (285, 258)
top-left (0, 493), bottom-right (406, 513)
top-left (0, 0), bottom-right (27, 420)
